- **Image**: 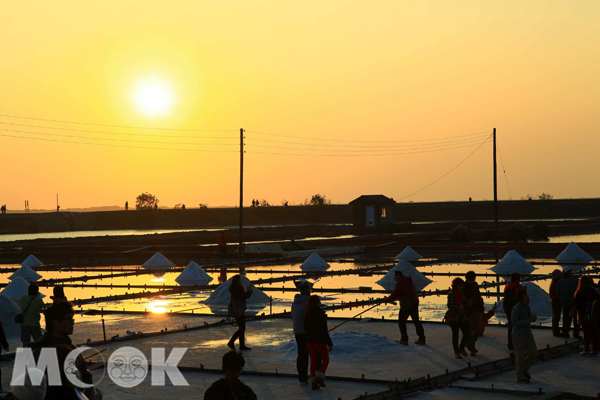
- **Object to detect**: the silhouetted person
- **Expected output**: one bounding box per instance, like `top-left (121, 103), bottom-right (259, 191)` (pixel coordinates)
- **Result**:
top-left (292, 281), bottom-right (320, 383)
top-left (549, 269), bottom-right (563, 337)
top-left (384, 270), bottom-right (426, 345)
top-left (18, 283), bottom-right (44, 346)
top-left (469, 197), bottom-right (472, 202)
top-left (154, 203), bottom-right (158, 210)
top-left (125, 201), bottom-right (128, 211)
top-left (227, 275), bottom-right (253, 351)
top-left (512, 290), bottom-right (538, 384)
top-left (182, 204), bottom-right (185, 209)
top-left (557, 269), bottom-right (580, 338)
top-left (218, 232), bottom-right (229, 258)
top-left (51, 286), bottom-right (67, 303)
top-left (204, 350), bottom-right (256, 400)
top-left (57, 205), bottom-right (60, 212)
top-left (503, 273), bottom-right (526, 350)
top-left (464, 271), bottom-right (484, 355)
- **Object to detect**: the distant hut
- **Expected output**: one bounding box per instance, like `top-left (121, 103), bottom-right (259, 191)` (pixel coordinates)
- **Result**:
top-left (349, 195), bottom-right (395, 228)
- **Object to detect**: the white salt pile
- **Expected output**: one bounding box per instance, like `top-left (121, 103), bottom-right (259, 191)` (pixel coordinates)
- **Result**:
top-left (142, 253), bottom-right (175, 270)
top-left (376, 260), bottom-right (433, 291)
top-left (555, 242), bottom-right (594, 271)
top-left (497, 281), bottom-right (552, 316)
top-left (21, 254), bottom-right (43, 268)
top-left (9, 266), bottom-right (43, 282)
top-left (490, 250), bottom-right (535, 276)
top-left (0, 277), bottom-right (46, 302)
top-left (175, 261), bottom-right (213, 286)
top-left (270, 331), bottom-right (398, 360)
top-left (0, 295), bottom-right (22, 334)
top-left (204, 275), bottom-right (270, 305)
top-left (299, 253), bottom-right (330, 272)
top-left (395, 246), bottom-right (422, 262)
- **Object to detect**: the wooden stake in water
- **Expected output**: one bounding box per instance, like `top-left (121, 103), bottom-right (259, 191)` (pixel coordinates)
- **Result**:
top-left (102, 318), bottom-right (106, 342)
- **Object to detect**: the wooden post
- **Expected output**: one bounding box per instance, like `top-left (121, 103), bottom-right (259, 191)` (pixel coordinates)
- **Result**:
top-left (239, 128), bottom-right (244, 255)
top-left (493, 128), bottom-right (498, 229)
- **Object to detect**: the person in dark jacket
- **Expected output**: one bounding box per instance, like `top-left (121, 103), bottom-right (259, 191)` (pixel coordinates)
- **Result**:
top-left (549, 269), bottom-right (563, 337)
top-left (384, 270), bottom-right (426, 345)
top-left (464, 271), bottom-right (484, 354)
top-left (291, 280), bottom-right (320, 383)
top-left (503, 273), bottom-right (527, 350)
top-left (204, 350), bottom-right (257, 400)
top-left (447, 278), bottom-right (469, 358)
top-left (574, 276), bottom-right (599, 355)
top-left (227, 275), bottom-right (253, 351)
top-left (556, 269), bottom-right (580, 338)
top-left (511, 290), bottom-right (538, 384)
top-left (30, 301), bottom-right (102, 400)
top-left (304, 295), bottom-right (333, 391)
top-left (0, 320), bottom-right (9, 391)
top-left (50, 286), bottom-right (67, 304)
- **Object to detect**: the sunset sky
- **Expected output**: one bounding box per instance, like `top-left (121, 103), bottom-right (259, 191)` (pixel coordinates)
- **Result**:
top-left (1, 1), bottom-right (599, 210)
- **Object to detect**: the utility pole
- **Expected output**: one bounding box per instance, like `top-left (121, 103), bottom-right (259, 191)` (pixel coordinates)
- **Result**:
top-left (239, 128), bottom-right (244, 255)
top-left (493, 128), bottom-right (498, 229)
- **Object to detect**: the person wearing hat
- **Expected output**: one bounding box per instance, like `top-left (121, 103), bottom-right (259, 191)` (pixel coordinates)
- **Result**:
top-left (10, 368), bottom-right (47, 400)
top-left (291, 281), bottom-right (320, 383)
top-left (18, 283), bottom-right (45, 346)
top-left (549, 269), bottom-right (563, 337)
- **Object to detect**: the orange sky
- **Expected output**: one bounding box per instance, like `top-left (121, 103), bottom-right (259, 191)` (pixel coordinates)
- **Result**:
top-left (1, 1), bottom-right (599, 210)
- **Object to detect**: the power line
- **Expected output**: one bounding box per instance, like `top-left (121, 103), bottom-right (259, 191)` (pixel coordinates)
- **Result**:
top-left (250, 137), bottom-right (491, 157)
top-left (397, 134), bottom-right (493, 201)
top-left (248, 137), bottom-right (490, 154)
top-left (246, 129), bottom-right (492, 143)
top-left (249, 133), bottom-right (491, 148)
top-left (496, 136), bottom-right (512, 200)
top-left (0, 113), bottom-right (237, 132)
top-left (0, 128), bottom-right (239, 147)
top-left (0, 121), bottom-right (238, 139)
top-left (0, 133), bottom-right (238, 153)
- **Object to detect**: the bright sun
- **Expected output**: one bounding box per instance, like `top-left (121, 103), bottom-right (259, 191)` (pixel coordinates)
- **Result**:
top-left (132, 78), bottom-right (175, 117)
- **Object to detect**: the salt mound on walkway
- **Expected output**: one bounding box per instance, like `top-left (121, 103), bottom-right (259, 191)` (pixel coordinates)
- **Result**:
top-left (175, 261), bottom-right (213, 286)
top-left (376, 260), bottom-right (432, 291)
top-left (0, 277), bottom-right (46, 302)
top-left (299, 253), bottom-right (330, 271)
top-left (395, 246), bottom-right (422, 262)
top-left (555, 242), bottom-right (594, 271)
top-left (497, 281), bottom-right (551, 316)
top-left (271, 331), bottom-right (398, 360)
top-left (142, 253), bottom-right (175, 270)
top-left (0, 295), bottom-right (22, 333)
top-left (9, 266), bottom-right (43, 282)
top-left (21, 255), bottom-right (43, 268)
top-left (204, 275), bottom-right (269, 305)
top-left (490, 250), bottom-right (535, 275)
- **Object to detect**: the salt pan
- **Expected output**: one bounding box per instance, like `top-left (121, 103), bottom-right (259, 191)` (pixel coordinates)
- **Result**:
top-left (9, 266), bottom-right (43, 282)
top-left (175, 261), bottom-right (213, 286)
top-left (21, 255), bottom-right (43, 268)
top-left (0, 295), bottom-right (22, 334)
top-left (299, 253), bottom-right (330, 271)
top-left (204, 275), bottom-right (270, 305)
top-left (377, 260), bottom-right (432, 291)
top-left (490, 250), bottom-right (535, 276)
top-left (0, 277), bottom-right (46, 302)
top-left (395, 246), bottom-right (422, 261)
top-left (555, 242), bottom-right (594, 271)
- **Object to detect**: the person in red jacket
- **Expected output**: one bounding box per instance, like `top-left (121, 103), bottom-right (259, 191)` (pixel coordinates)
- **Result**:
top-left (549, 269), bottom-right (563, 337)
top-left (217, 232), bottom-right (229, 258)
top-left (385, 270), bottom-right (426, 345)
top-left (503, 273), bottom-right (527, 350)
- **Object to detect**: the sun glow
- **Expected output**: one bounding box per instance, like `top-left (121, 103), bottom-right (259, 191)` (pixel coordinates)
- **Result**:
top-left (132, 78), bottom-right (175, 117)
top-left (149, 300), bottom-right (170, 314)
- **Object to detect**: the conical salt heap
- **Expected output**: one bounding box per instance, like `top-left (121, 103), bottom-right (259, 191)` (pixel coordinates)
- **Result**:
top-left (0, 295), bottom-right (22, 332)
top-left (299, 253), bottom-right (330, 272)
top-left (490, 250), bottom-right (535, 276)
top-left (204, 275), bottom-right (269, 305)
top-left (376, 260), bottom-right (432, 291)
top-left (175, 261), bottom-right (213, 286)
top-left (142, 252), bottom-right (175, 271)
top-left (0, 277), bottom-right (46, 302)
top-left (21, 255), bottom-right (43, 268)
top-left (9, 266), bottom-right (43, 282)
top-left (555, 242), bottom-right (594, 271)
top-left (498, 281), bottom-right (551, 316)
top-left (395, 246), bottom-right (422, 262)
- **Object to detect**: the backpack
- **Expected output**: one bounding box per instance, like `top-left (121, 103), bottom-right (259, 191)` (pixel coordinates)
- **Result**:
top-left (503, 287), bottom-right (517, 315)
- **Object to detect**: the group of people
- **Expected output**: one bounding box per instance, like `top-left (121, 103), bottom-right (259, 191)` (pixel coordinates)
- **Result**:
top-left (1, 204), bottom-right (7, 214)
